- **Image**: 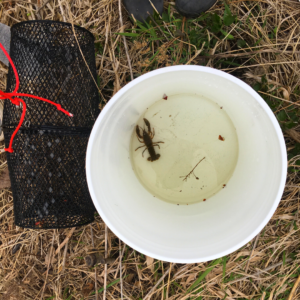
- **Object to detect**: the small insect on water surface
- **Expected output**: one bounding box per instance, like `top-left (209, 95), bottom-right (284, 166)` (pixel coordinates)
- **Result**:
top-left (135, 118), bottom-right (164, 162)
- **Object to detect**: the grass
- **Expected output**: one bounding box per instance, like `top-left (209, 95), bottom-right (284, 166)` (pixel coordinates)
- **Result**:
top-left (1, 0), bottom-right (300, 299)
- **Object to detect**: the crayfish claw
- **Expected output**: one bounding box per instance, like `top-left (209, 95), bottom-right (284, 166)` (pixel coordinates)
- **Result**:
top-left (143, 118), bottom-right (151, 134)
top-left (136, 125), bottom-right (143, 139)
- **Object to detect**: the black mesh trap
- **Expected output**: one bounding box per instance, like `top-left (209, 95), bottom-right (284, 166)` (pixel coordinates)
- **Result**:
top-left (3, 20), bottom-right (100, 229)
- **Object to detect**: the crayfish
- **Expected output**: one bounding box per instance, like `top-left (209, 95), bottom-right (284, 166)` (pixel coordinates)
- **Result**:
top-left (135, 118), bottom-right (164, 162)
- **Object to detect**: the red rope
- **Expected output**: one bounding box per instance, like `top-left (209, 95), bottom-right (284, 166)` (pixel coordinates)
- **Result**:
top-left (0, 42), bottom-right (73, 153)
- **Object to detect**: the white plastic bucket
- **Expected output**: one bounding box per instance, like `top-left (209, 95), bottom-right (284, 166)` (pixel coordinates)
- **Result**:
top-left (86, 66), bottom-right (287, 263)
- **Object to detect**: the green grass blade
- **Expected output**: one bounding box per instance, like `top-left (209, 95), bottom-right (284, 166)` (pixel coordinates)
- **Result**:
top-left (79, 277), bottom-right (125, 300)
top-left (65, 294), bottom-right (73, 300)
top-left (222, 256), bottom-right (228, 281)
top-left (187, 258), bottom-right (222, 293)
top-left (91, 278), bottom-right (121, 295)
top-left (283, 250), bottom-right (286, 266)
top-left (115, 32), bottom-right (140, 37)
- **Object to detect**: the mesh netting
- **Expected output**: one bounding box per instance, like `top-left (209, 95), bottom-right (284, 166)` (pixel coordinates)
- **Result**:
top-left (3, 20), bottom-right (100, 229)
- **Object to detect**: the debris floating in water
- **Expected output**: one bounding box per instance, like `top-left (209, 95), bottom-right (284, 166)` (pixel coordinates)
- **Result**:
top-left (180, 157), bottom-right (206, 182)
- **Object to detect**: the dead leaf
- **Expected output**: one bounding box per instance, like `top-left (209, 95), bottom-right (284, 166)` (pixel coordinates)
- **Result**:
top-left (273, 214), bottom-right (297, 220)
top-left (174, 29), bottom-right (185, 38)
top-left (215, 290), bottom-right (235, 300)
top-left (90, 273), bottom-right (104, 284)
top-left (285, 129), bottom-right (300, 144)
top-left (100, 267), bottom-right (117, 277)
top-left (45, 252), bottom-right (57, 265)
top-left (224, 40), bottom-right (231, 51)
top-left (124, 274), bottom-right (134, 284)
top-left (146, 256), bottom-right (154, 273)
top-left (234, 250), bottom-right (264, 260)
top-left (0, 168), bottom-right (11, 189)
top-left (12, 243), bottom-right (22, 255)
top-left (229, 286), bottom-right (251, 299)
top-left (250, 256), bottom-right (263, 263)
top-left (206, 266), bottom-right (223, 283)
top-left (182, 273), bottom-right (197, 289)
top-left (244, 71), bottom-right (279, 87)
top-left (85, 8), bottom-right (92, 18)
top-left (278, 87), bottom-right (290, 101)
top-left (82, 283), bottom-right (94, 297)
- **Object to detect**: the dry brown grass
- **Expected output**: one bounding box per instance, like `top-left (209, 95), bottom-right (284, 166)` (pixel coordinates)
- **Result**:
top-left (1, 0), bottom-right (300, 299)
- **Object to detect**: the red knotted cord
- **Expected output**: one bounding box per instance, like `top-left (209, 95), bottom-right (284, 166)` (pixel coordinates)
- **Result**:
top-left (0, 42), bottom-right (73, 153)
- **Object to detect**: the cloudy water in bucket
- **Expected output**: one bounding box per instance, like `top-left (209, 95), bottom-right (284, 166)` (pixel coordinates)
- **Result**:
top-left (130, 93), bottom-right (239, 205)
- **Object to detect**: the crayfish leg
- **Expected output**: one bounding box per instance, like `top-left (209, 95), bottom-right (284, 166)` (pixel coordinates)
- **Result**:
top-left (142, 147), bottom-right (148, 157)
top-left (135, 145), bottom-right (146, 151)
